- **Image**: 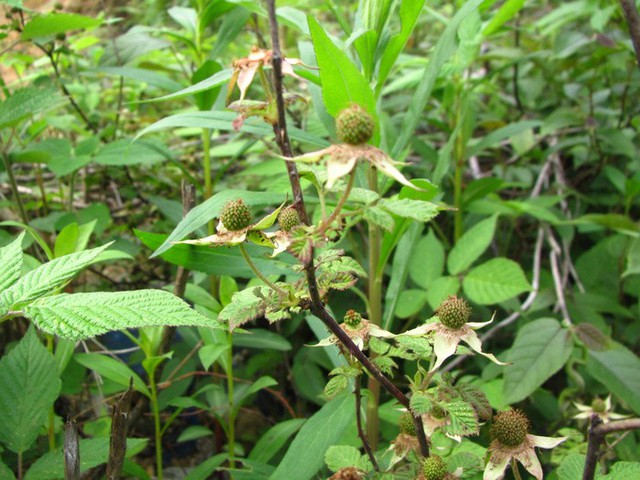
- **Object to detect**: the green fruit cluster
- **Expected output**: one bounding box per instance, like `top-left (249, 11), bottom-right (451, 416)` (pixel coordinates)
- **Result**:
top-left (343, 310), bottom-right (362, 328)
top-left (221, 199), bottom-right (252, 231)
top-left (491, 409), bottom-right (529, 447)
top-left (422, 455), bottom-right (447, 480)
top-left (398, 412), bottom-right (417, 436)
top-left (278, 207), bottom-right (301, 232)
top-left (335, 104), bottom-right (374, 145)
top-left (436, 295), bottom-right (472, 330)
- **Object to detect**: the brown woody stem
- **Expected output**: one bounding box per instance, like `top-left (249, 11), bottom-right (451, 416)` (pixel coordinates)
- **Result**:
top-left (583, 416), bottom-right (640, 480)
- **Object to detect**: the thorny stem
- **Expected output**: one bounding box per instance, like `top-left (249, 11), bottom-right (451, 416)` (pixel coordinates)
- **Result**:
top-left (355, 378), bottom-right (379, 472)
top-left (238, 244), bottom-right (287, 296)
top-left (583, 416), bottom-right (640, 480)
top-left (266, 0), bottom-right (430, 458)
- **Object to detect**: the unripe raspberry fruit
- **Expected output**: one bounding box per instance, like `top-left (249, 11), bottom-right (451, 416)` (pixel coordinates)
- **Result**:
top-left (343, 310), bottom-right (362, 328)
top-left (335, 104), bottom-right (374, 145)
top-left (278, 206), bottom-right (300, 232)
top-left (422, 455), bottom-right (447, 480)
top-left (591, 398), bottom-right (606, 413)
top-left (399, 412), bottom-right (417, 436)
top-left (436, 295), bottom-right (472, 330)
top-left (220, 199), bottom-right (252, 231)
top-left (491, 409), bottom-right (530, 447)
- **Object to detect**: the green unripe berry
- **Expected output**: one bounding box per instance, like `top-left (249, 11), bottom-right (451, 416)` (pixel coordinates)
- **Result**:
top-left (343, 310), bottom-right (362, 328)
top-left (278, 206), bottom-right (300, 232)
top-left (422, 456), bottom-right (447, 480)
top-left (220, 199), bottom-right (252, 231)
top-left (436, 295), bottom-right (472, 330)
top-left (399, 412), bottom-right (417, 436)
top-left (491, 409), bottom-right (530, 447)
top-left (591, 398), bottom-right (606, 413)
top-left (335, 104), bottom-right (374, 145)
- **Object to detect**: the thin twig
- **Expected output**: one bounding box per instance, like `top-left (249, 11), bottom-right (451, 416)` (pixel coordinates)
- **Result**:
top-left (265, 0), bottom-right (429, 457)
top-left (583, 416), bottom-right (640, 480)
top-left (355, 378), bottom-right (379, 471)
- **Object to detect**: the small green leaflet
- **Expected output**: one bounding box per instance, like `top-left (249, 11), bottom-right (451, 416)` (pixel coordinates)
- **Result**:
top-left (24, 290), bottom-right (221, 340)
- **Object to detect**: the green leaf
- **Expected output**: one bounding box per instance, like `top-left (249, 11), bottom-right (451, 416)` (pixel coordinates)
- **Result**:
top-left (233, 329), bottom-right (292, 351)
top-left (0, 85), bottom-right (62, 128)
top-left (147, 189), bottom-right (284, 258)
top-left (270, 394), bottom-right (355, 480)
top-left (467, 120), bottom-right (542, 157)
top-left (0, 459), bottom-right (15, 480)
top-left (394, 289), bottom-right (428, 318)
top-left (0, 327), bottom-right (61, 453)
top-left (136, 230), bottom-right (292, 278)
top-left (24, 438), bottom-right (147, 480)
top-left (363, 205), bottom-right (395, 231)
top-left (135, 111), bottom-right (329, 148)
top-left (605, 462), bottom-right (640, 479)
top-left (463, 258), bottom-right (531, 305)
top-left (391, 0), bottom-right (485, 158)
top-left (409, 391), bottom-right (433, 415)
top-left (249, 418), bottom-right (306, 463)
top-left (307, 16), bottom-right (378, 140)
top-left (504, 318), bottom-right (574, 404)
top-left (74, 353), bottom-right (150, 397)
top-left (382, 222), bottom-right (422, 329)
top-left (0, 232), bottom-right (25, 292)
top-left (587, 341), bottom-right (640, 415)
top-left (198, 344), bottom-right (228, 371)
top-left (379, 198), bottom-right (440, 223)
top-left (53, 222), bottom-right (79, 258)
top-left (88, 66), bottom-right (183, 92)
top-left (218, 286), bottom-right (270, 330)
top-left (324, 375), bottom-right (348, 400)
top-left (22, 13), bottom-right (101, 40)
top-left (142, 69), bottom-right (232, 103)
top-left (183, 453), bottom-right (227, 480)
top-left (426, 276), bottom-right (461, 310)
top-left (483, 0), bottom-right (526, 37)
top-left (177, 426), bottom-right (213, 443)
top-left (92, 139), bottom-right (172, 167)
top-left (623, 238), bottom-right (640, 278)
top-left (0, 242), bottom-right (112, 315)
top-left (325, 445), bottom-right (371, 472)
top-left (442, 401), bottom-right (479, 436)
top-left (23, 290), bottom-right (221, 340)
top-left (448, 215), bottom-right (498, 274)
top-left (376, 0), bottom-right (425, 93)
top-left (409, 230), bottom-right (445, 289)
top-left (557, 454), bottom-right (587, 480)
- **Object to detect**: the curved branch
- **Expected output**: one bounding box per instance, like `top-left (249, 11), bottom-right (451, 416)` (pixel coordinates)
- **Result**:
top-left (582, 416), bottom-right (640, 480)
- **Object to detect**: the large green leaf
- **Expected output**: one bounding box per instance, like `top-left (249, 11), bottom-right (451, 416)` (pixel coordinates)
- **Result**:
top-left (448, 215), bottom-right (498, 275)
top-left (504, 318), bottom-right (574, 404)
top-left (379, 198), bottom-right (441, 223)
top-left (24, 438), bottom-right (147, 480)
top-left (0, 85), bottom-right (62, 128)
top-left (0, 243), bottom-right (112, 315)
top-left (391, 0), bottom-right (485, 157)
top-left (135, 111), bottom-right (329, 147)
top-left (147, 189), bottom-right (284, 257)
top-left (0, 327), bottom-right (61, 453)
top-left (307, 16), bottom-right (378, 140)
top-left (587, 341), bottom-right (640, 414)
top-left (270, 394), bottom-right (355, 480)
top-left (21, 13), bottom-right (101, 40)
top-left (482, 0), bottom-right (526, 37)
top-left (463, 257), bottom-right (531, 305)
top-left (24, 290), bottom-right (221, 341)
top-left (0, 232), bottom-right (25, 292)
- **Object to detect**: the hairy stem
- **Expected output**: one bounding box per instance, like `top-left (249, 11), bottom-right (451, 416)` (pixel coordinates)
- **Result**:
top-left (149, 375), bottom-right (163, 480)
top-left (226, 331), bottom-right (236, 469)
top-left (619, 0), bottom-right (640, 67)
